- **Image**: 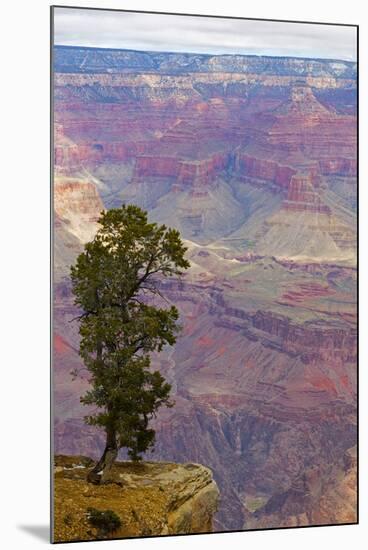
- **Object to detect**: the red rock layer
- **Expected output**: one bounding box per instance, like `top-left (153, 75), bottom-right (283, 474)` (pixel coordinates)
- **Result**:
top-left (132, 152), bottom-right (229, 187)
top-left (266, 87), bottom-right (356, 158)
top-left (282, 173), bottom-right (331, 214)
top-left (132, 156), bottom-right (179, 179)
top-left (235, 153), bottom-right (296, 191)
top-left (54, 136), bottom-right (145, 171)
top-left (53, 63), bottom-right (357, 531)
top-left (252, 310), bottom-right (356, 364)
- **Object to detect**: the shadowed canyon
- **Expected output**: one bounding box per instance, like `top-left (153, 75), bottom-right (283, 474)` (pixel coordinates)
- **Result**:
top-left (53, 46), bottom-right (357, 531)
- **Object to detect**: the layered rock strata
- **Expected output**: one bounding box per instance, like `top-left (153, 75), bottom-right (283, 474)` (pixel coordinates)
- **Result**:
top-left (53, 46), bottom-right (357, 531)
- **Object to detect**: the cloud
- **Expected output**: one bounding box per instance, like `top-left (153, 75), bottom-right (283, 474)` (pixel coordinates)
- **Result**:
top-left (53, 7), bottom-right (357, 61)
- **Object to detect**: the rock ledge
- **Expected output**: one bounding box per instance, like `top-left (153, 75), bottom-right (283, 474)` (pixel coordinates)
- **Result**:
top-left (53, 454), bottom-right (219, 542)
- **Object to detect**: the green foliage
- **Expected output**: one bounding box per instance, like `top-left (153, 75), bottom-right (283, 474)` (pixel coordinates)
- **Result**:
top-left (70, 204), bottom-right (190, 461)
top-left (86, 508), bottom-right (122, 537)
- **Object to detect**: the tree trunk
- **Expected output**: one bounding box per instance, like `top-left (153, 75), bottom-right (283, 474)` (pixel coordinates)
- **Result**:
top-left (87, 426), bottom-right (118, 484)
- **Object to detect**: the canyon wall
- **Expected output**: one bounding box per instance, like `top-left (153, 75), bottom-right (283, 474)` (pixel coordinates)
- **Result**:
top-left (53, 46), bottom-right (357, 532)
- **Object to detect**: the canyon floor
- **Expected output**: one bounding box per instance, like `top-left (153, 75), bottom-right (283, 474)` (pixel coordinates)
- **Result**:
top-left (53, 46), bottom-right (357, 531)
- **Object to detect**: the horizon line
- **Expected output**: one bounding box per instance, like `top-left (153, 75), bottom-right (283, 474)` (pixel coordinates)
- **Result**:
top-left (53, 44), bottom-right (357, 65)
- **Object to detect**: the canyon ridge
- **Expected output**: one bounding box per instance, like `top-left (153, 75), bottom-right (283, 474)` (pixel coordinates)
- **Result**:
top-left (53, 46), bottom-right (357, 531)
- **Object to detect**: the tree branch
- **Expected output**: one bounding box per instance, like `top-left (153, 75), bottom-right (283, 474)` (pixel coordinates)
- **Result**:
top-left (69, 311), bottom-right (96, 323)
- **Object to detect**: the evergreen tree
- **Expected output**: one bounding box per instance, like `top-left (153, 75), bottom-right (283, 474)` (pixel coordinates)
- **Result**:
top-left (70, 204), bottom-right (190, 483)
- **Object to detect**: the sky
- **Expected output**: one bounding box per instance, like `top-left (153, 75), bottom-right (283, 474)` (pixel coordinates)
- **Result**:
top-left (53, 7), bottom-right (357, 61)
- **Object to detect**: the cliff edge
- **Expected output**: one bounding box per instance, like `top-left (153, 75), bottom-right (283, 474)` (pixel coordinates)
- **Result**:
top-left (53, 455), bottom-right (219, 542)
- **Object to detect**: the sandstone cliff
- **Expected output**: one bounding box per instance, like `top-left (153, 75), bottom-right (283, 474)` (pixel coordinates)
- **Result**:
top-left (53, 455), bottom-right (219, 542)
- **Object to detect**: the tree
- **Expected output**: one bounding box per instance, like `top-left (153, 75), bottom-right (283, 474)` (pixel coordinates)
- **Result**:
top-left (70, 204), bottom-right (190, 483)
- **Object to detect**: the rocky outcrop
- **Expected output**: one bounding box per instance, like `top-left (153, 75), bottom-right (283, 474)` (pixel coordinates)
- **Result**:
top-left (132, 152), bottom-right (229, 188)
top-left (235, 152), bottom-right (296, 191)
top-left (55, 140), bottom-right (138, 170)
top-left (53, 176), bottom-right (104, 283)
top-left (54, 123), bottom-right (142, 170)
top-left (53, 455), bottom-right (219, 542)
top-left (178, 153), bottom-right (229, 188)
top-left (282, 173), bottom-right (330, 214)
top-left (54, 176), bottom-right (103, 243)
top-left (132, 156), bottom-right (180, 180)
top-left (277, 85), bottom-right (333, 116)
top-left (265, 86), bottom-right (356, 158)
